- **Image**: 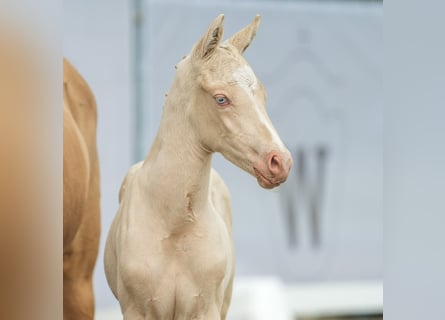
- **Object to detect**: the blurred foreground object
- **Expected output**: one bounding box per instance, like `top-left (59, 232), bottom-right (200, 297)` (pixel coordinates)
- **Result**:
top-left (0, 6), bottom-right (62, 320)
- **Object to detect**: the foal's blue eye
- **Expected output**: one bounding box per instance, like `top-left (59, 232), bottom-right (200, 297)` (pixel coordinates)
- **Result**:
top-left (214, 95), bottom-right (230, 106)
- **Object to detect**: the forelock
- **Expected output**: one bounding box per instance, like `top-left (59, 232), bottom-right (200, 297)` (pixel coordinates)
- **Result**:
top-left (232, 64), bottom-right (258, 94)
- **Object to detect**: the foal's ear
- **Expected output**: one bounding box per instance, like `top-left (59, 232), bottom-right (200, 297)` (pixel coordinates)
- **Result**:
top-left (193, 14), bottom-right (225, 59)
top-left (226, 15), bottom-right (261, 55)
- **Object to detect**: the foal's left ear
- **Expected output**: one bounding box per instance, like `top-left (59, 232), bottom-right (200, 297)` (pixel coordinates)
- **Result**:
top-left (193, 14), bottom-right (225, 59)
top-left (226, 15), bottom-right (261, 55)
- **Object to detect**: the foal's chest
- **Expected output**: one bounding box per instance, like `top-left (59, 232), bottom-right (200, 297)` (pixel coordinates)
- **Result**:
top-left (134, 219), bottom-right (233, 317)
top-left (160, 217), bottom-right (232, 284)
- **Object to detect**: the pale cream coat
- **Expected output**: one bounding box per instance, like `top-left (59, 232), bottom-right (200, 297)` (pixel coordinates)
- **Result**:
top-left (104, 15), bottom-right (292, 320)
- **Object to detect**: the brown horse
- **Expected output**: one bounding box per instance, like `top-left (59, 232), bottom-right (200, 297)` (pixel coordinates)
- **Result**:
top-left (63, 59), bottom-right (100, 320)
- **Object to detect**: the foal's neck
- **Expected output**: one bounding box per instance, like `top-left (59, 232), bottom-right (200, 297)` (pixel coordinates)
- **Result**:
top-left (140, 80), bottom-right (213, 228)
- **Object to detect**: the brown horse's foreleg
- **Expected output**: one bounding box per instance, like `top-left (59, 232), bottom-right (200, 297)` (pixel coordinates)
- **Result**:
top-left (63, 269), bottom-right (95, 320)
top-left (63, 188), bottom-right (100, 320)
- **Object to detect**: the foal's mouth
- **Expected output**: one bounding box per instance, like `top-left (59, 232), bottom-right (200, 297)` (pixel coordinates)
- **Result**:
top-left (253, 167), bottom-right (282, 189)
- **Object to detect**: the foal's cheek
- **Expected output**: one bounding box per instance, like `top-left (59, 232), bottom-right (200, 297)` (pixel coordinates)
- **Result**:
top-left (218, 113), bottom-right (238, 135)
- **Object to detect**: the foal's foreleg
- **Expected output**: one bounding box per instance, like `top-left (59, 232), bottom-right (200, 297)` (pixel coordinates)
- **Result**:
top-left (121, 308), bottom-right (144, 320)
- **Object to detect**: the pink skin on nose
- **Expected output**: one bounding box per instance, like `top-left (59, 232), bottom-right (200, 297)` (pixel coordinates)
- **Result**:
top-left (253, 150), bottom-right (293, 189)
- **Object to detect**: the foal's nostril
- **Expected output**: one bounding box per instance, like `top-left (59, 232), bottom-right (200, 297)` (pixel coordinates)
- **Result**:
top-left (268, 154), bottom-right (283, 176)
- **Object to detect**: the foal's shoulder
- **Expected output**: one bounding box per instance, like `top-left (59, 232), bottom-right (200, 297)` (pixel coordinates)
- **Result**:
top-left (118, 161), bottom-right (144, 202)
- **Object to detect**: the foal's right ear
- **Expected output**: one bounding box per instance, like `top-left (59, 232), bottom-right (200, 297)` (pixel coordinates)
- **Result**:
top-left (192, 14), bottom-right (224, 60)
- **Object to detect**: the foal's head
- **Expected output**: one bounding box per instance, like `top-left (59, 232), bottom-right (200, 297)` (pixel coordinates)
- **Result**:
top-left (176, 14), bottom-right (292, 189)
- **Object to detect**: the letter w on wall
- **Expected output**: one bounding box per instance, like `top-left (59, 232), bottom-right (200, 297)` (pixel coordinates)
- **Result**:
top-left (280, 145), bottom-right (329, 249)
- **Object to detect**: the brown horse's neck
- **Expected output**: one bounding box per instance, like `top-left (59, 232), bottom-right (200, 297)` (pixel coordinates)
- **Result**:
top-left (139, 80), bottom-right (213, 229)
